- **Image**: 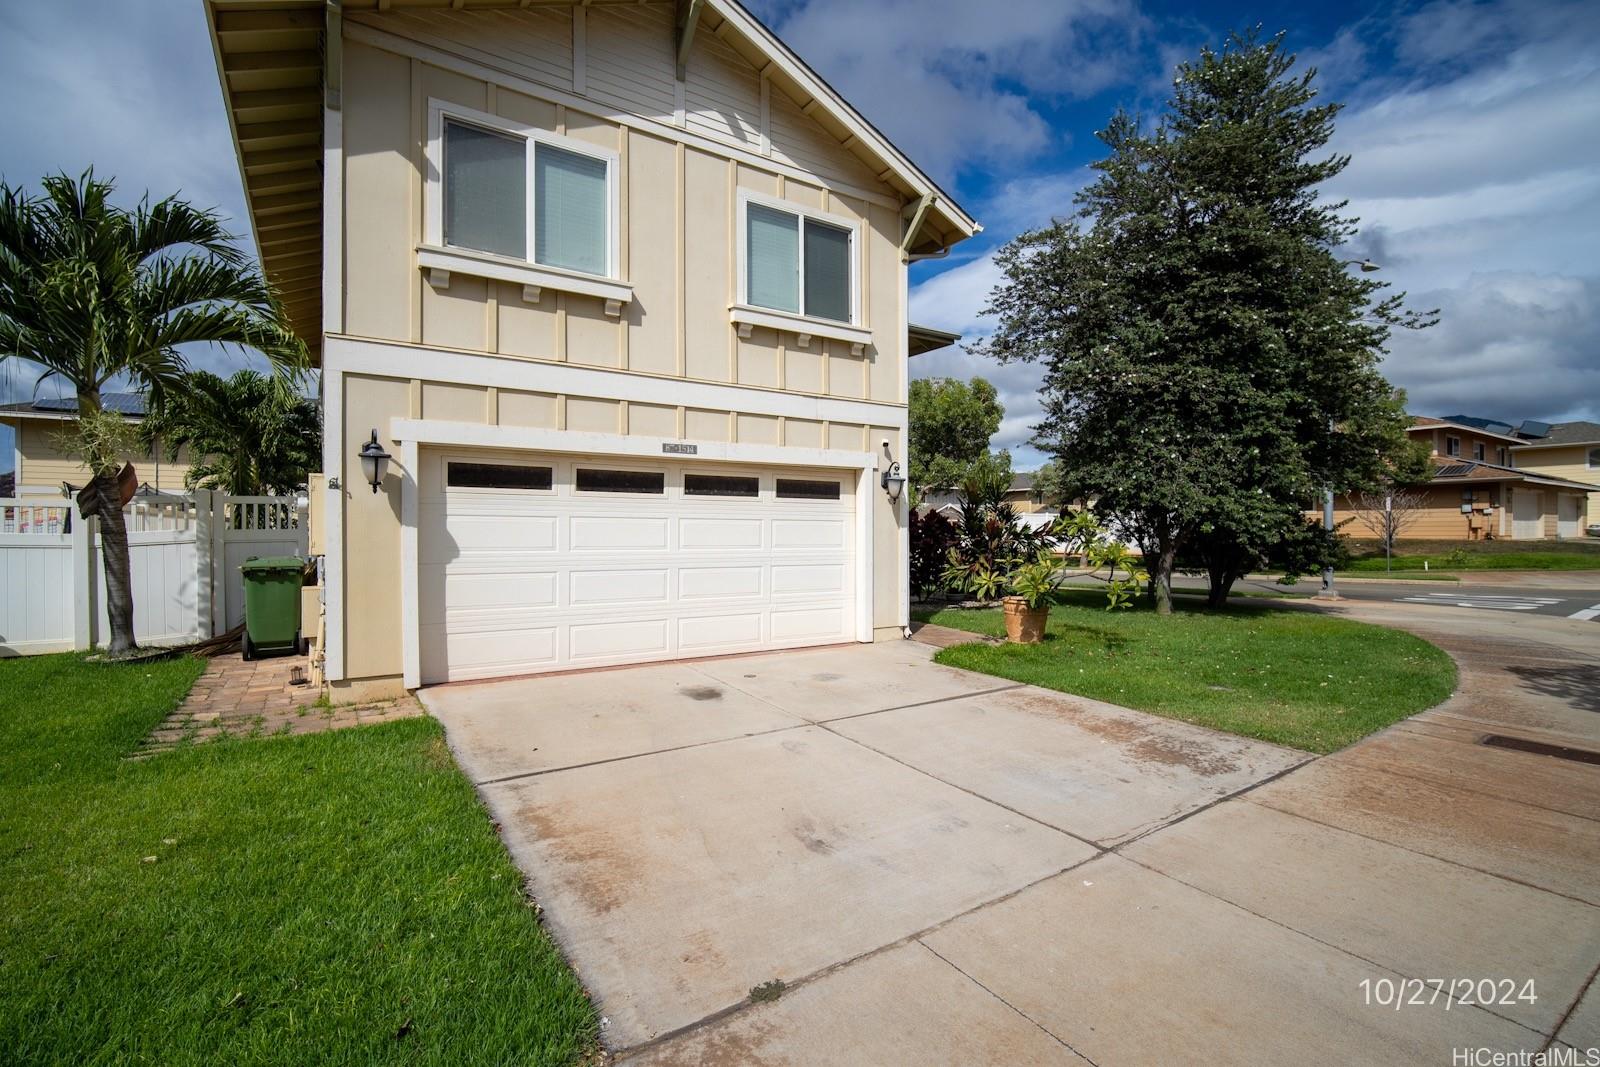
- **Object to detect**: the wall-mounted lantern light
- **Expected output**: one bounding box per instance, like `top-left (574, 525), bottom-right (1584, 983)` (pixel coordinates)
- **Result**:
top-left (880, 440), bottom-right (905, 503)
top-left (358, 429), bottom-right (391, 494)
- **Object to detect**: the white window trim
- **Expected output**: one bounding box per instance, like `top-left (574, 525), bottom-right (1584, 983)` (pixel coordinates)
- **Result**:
top-left (1445, 435), bottom-right (1461, 457)
top-left (733, 188), bottom-right (866, 352)
top-left (1588, 447), bottom-right (1600, 470)
top-left (423, 99), bottom-right (627, 314)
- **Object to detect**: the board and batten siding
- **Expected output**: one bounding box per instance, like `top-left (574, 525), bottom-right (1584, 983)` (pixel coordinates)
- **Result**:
top-left (337, 17), bottom-right (907, 404)
top-left (327, 8), bottom-right (916, 692)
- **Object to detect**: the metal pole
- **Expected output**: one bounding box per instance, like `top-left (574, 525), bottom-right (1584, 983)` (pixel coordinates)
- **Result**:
top-left (1319, 486), bottom-right (1337, 598)
top-left (1385, 493), bottom-right (1392, 574)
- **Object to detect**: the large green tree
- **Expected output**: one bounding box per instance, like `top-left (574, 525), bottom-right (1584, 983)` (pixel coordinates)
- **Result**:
top-left (0, 172), bottom-right (306, 652)
top-left (975, 32), bottom-right (1431, 614)
top-left (908, 375), bottom-right (1005, 489)
top-left (140, 369), bottom-right (319, 496)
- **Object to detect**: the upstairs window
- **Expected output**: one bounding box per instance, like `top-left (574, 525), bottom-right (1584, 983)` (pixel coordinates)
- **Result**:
top-left (1589, 447), bottom-right (1600, 469)
top-left (741, 195), bottom-right (856, 324)
top-left (1473, 442), bottom-right (1486, 461)
top-left (432, 105), bottom-right (616, 279)
top-left (1445, 435), bottom-right (1461, 457)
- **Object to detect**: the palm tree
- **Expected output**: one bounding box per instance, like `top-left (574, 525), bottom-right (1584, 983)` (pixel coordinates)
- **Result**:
top-left (0, 171), bottom-right (306, 653)
top-left (140, 369), bottom-right (319, 496)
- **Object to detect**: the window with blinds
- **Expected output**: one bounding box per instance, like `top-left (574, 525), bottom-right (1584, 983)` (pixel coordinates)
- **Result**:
top-left (439, 113), bottom-right (612, 277)
top-left (744, 200), bottom-right (855, 323)
top-left (535, 144), bottom-right (608, 275)
top-left (443, 120), bottom-right (526, 260)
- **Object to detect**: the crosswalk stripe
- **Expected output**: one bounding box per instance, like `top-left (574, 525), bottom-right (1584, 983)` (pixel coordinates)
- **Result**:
top-left (1570, 604), bottom-right (1600, 622)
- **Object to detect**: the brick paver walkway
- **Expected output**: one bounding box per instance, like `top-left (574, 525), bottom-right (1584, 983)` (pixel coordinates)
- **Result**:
top-left (134, 652), bottom-right (423, 756)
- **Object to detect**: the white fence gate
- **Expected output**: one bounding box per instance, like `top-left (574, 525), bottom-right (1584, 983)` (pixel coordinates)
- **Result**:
top-left (0, 491), bottom-right (306, 656)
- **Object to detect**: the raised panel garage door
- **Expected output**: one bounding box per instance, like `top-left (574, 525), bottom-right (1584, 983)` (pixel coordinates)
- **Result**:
top-left (418, 449), bottom-right (857, 683)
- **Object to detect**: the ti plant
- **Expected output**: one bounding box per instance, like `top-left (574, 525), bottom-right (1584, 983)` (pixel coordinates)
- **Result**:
top-left (940, 505), bottom-right (1147, 611)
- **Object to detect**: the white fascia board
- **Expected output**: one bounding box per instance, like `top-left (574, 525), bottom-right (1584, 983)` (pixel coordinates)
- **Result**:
top-left (389, 418), bottom-right (877, 473)
top-left (325, 334), bottom-right (907, 430)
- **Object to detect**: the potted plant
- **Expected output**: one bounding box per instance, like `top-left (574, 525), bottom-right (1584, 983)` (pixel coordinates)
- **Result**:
top-left (1000, 554), bottom-right (1061, 643)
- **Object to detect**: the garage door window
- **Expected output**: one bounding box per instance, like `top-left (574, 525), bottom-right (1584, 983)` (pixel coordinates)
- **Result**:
top-left (776, 478), bottom-right (841, 500)
top-left (684, 474), bottom-right (759, 498)
top-left (447, 461), bottom-right (553, 491)
top-left (575, 468), bottom-right (665, 494)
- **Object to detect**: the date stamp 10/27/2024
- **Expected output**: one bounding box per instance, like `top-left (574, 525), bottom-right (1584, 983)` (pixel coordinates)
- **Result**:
top-left (1360, 977), bottom-right (1538, 1011)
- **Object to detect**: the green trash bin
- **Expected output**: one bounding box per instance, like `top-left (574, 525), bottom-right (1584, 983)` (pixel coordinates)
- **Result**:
top-left (240, 556), bottom-right (306, 660)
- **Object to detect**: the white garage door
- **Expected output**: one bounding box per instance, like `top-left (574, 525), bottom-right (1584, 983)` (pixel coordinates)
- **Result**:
top-left (418, 449), bottom-right (857, 683)
top-left (1513, 488), bottom-right (1542, 540)
top-left (1558, 495), bottom-right (1580, 539)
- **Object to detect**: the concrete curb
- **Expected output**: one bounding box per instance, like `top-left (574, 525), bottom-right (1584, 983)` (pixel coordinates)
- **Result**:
top-left (1242, 573), bottom-right (1461, 587)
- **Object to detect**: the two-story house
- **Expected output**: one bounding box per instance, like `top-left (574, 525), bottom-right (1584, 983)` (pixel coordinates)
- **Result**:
top-left (1511, 421), bottom-right (1600, 534)
top-left (1326, 416), bottom-right (1598, 542)
top-left (205, 0), bottom-right (978, 697)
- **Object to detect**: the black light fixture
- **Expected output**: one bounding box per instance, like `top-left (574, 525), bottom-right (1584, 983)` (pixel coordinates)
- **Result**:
top-left (358, 429), bottom-right (391, 493)
top-left (880, 440), bottom-right (905, 503)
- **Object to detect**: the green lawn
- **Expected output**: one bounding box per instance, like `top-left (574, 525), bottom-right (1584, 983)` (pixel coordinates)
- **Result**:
top-left (0, 653), bottom-right (595, 1066)
top-left (915, 591), bottom-right (1455, 753)
top-left (1344, 538), bottom-right (1600, 572)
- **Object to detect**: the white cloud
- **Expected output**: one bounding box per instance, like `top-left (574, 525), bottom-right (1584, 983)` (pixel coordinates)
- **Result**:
top-left (754, 0), bottom-right (1147, 185)
top-left (1326, 0), bottom-right (1600, 421)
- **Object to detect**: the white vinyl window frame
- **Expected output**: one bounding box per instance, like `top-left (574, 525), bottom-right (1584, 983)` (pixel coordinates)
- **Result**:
top-left (1445, 435), bottom-right (1461, 457)
top-left (731, 189), bottom-right (871, 354)
top-left (421, 99), bottom-right (629, 312)
top-left (1589, 447), bottom-right (1600, 470)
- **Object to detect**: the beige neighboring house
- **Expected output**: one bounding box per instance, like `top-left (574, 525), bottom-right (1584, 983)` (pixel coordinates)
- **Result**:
top-left (0, 393), bottom-right (193, 498)
top-left (1512, 421), bottom-right (1600, 532)
top-left (204, 0), bottom-right (979, 698)
top-left (1324, 416), bottom-right (1598, 541)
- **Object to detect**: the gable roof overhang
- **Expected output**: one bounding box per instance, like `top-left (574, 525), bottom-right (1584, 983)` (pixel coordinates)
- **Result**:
top-left (908, 323), bottom-right (961, 357)
top-left (204, 0), bottom-right (327, 364)
top-left (204, 0), bottom-right (980, 364)
top-left (1408, 417), bottom-right (1527, 446)
top-left (1427, 460), bottom-right (1600, 493)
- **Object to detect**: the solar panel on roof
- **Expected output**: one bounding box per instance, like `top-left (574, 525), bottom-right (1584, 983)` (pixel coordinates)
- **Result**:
top-left (1519, 420), bottom-right (1552, 437)
top-left (1433, 463), bottom-right (1474, 477)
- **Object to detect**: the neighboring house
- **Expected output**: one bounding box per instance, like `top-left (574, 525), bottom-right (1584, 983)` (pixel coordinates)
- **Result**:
top-left (921, 472), bottom-right (1056, 515)
top-left (0, 394), bottom-right (193, 498)
top-left (204, 0), bottom-right (979, 696)
top-left (1326, 416), bottom-right (1598, 541)
top-left (1510, 421), bottom-right (1600, 532)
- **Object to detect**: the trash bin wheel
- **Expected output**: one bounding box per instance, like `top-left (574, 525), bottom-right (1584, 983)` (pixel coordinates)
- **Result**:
top-left (242, 630), bottom-right (257, 661)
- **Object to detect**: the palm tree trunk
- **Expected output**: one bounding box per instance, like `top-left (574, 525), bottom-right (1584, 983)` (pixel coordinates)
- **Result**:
top-left (92, 473), bottom-right (137, 653)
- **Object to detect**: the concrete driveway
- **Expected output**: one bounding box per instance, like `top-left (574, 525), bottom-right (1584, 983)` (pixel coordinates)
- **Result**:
top-left (422, 631), bottom-right (1599, 1064)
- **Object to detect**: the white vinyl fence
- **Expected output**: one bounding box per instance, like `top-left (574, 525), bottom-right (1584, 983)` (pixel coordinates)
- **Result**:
top-left (0, 490), bottom-right (306, 656)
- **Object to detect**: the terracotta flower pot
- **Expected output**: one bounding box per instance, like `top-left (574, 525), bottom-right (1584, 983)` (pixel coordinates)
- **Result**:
top-left (1002, 595), bottom-right (1049, 644)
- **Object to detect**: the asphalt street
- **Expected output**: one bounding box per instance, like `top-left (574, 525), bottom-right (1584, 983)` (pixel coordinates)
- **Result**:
top-left (1232, 576), bottom-right (1600, 620)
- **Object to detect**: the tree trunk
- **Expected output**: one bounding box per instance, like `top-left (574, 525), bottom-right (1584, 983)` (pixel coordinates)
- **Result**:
top-left (1206, 564), bottom-right (1236, 609)
top-left (1151, 542), bottom-right (1178, 616)
top-left (93, 473), bottom-right (137, 653)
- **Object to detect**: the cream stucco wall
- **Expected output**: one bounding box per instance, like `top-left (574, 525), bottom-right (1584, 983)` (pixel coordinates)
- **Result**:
top-left (324, 9), bottom-right (921, 691)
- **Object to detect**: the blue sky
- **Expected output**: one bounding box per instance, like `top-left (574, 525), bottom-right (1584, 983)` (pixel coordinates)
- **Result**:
top-left (2, 0), bottom-right (1597, 473)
